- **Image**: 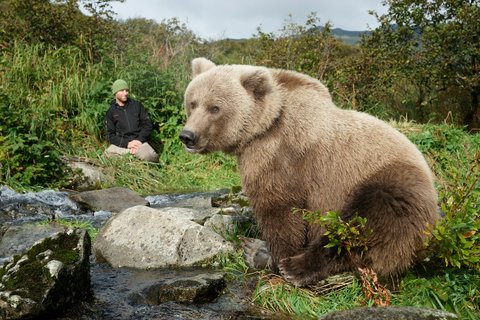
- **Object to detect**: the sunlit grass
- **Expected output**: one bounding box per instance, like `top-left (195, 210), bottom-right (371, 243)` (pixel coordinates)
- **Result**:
top-left (38, 219), bottom-right (99, 240)
top-left (67, 146), bottom-right (241, 195)
top-left (252, 274), bottom-right (363, 319)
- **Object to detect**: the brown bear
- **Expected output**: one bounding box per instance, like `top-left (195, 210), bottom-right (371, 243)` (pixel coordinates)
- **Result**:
top-left (179, 58), bottom-right (440, 287)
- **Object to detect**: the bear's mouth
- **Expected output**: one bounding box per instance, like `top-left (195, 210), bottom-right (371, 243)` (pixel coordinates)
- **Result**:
top-left (183, 142), bottom-right (210, 154)
top-left (184, 146), bottom-right (203, 153)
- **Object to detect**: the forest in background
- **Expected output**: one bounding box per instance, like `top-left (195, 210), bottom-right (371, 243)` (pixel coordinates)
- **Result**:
top-left (0, 0), bottom-right (478, 189)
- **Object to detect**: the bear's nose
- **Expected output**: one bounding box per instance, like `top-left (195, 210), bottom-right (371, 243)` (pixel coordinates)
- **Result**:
top-left (179, 129), bottom-right (197, 147)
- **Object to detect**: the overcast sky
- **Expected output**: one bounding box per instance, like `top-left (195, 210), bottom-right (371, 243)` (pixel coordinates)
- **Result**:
top-left (109, 0), bottom-right (389, 39)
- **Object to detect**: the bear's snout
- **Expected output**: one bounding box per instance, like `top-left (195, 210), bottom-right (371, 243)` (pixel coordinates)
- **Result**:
top-left (179, 129), bottom-right (197, 149)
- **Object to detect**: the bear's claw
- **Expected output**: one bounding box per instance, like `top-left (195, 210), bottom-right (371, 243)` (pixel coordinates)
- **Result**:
top-left (278, 254), bottom-right (320, 287)
top-left (239, 236), bottom-right (273, 270)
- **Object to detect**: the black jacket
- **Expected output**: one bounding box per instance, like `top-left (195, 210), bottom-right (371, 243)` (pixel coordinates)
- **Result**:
top-left (105, 98), bottom-right (153, 148)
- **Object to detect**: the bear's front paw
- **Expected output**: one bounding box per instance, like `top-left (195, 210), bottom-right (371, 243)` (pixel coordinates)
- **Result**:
top-left (278, 254), bottom-right (319, 287)
top-left (239, 236), bottom-right (273, 270)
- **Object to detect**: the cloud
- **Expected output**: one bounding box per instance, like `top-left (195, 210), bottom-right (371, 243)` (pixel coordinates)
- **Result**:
top-left (110, 0), bottom-right (388, 39)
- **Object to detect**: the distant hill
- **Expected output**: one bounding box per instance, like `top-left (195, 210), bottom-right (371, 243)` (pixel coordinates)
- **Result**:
top-left (330, 28), bottom-right (370, 45)
top-left (219, 28), bottom-right (370, 45)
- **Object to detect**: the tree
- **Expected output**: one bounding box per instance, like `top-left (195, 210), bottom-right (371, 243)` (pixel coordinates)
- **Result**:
top-left (0, 0), bottom-right (121, 60)
top-left (363, 0), bottom-right (480, 128)
top-left (253, 13), bottom-right (343, 81)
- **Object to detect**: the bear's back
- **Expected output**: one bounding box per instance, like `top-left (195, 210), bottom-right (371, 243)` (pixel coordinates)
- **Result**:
top-left (267, 68), bottom-right (428, 169)
top-left (241, 67), bottom-right (434, 211)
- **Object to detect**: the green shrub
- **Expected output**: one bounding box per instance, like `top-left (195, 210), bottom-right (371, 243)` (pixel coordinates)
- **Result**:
top-left (427, 154), bottom-right (480, 270)
top-left (301, 210), bottom-right (371, 256)
top-left (0, 43), bottom-right (108, 188)
top-left (402, 124), bottom-right (479, 271)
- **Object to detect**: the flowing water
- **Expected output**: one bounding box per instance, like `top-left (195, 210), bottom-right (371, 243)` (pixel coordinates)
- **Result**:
top-left (0, 187), bottom-right (284, 320)
top-left (55, 260), bottom-right (273, 320)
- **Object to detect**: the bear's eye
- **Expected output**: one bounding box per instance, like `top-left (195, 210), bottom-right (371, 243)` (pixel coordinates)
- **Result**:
top-left (209, 106), bottom-right (220, 114)
top-left (190, 101), bottom-right (197, 110)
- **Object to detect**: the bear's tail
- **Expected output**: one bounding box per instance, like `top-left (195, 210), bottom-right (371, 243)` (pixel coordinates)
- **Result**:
top-left (342, 161), bottom-right (439, 278)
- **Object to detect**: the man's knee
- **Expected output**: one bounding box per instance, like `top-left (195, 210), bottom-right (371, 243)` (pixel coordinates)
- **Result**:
top-left (136, 143), bottom-right (159, 162)
top-left (104, 144), bottom-right (129, 156)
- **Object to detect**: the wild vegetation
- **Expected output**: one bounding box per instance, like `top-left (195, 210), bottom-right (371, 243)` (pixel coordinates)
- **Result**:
top-left (0, 0), bottom-right (478, 318)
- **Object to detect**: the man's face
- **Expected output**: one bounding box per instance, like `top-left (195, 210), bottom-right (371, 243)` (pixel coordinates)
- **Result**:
top-left (115, 89), bottom-right (129, 103)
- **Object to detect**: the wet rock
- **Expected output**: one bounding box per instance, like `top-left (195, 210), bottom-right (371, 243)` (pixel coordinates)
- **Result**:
top-left (0, 229), bottom-right (91, 319)
top-left (0, 223), bottom-right (67, 262)
top-left (146, 189), bottom-right (230, 209)
top-left (69, 187), bottom-right (149, 213)
top-left (0, 186), bottom-right (83, 223)
top-left (93, 206), bottom-right (235, 269)
top-left (130, 272), bottom-right (226, 305)
top-left (321, 306), bottom-right (458, 320)
top-left (211, 187), bottom-right (250, 209)
top-left (65, 263), bottom-right (277, 320)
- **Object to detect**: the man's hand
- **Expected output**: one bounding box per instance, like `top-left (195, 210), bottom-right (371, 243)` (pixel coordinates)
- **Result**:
top-left (128, 140), bottom-right (142, 154)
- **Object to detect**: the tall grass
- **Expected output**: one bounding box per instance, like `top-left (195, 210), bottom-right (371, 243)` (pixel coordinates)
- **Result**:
top-left (86, 151), bottom-right (240, 195)
top-left (0, 43), bottom-right (106, 187)
top-left (2, 43), bottom-right (106, 137)
top-left (0, 42), bottom-right (189, 190)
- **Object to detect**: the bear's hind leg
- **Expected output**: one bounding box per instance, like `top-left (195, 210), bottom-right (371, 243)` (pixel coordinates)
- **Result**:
top-left (343, 162), bottom-right (439, 278)
top-left (279, 236), bottom-right (351, 287)
top-left (280, 162), bottom-right (439, 287)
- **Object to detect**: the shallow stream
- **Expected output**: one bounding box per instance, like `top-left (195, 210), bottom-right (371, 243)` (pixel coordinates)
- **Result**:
top-left (56, 260), bottom-right (271, 320)
top-left (0, 187), bottom-right (282, 320)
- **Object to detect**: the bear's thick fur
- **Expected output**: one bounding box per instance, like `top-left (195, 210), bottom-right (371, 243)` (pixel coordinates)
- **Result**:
top-left (180, 58), bottom-right (439, 287)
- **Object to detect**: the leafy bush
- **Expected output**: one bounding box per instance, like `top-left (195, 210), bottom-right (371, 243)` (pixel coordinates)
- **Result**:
top-left (122, 67), bottom-right (186, 161)
top-left (402, 124), bottom-right (479, 271)
top-left (301, 210), bottom-right (371, 256)
top-left (0, 43), bottom-right (106, 188)
top-left (427, 153), bottom-right (479, 270)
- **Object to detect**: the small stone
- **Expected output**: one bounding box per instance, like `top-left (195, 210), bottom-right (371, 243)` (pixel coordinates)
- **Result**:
top-left (36, 249), bottom-right (54, 261)
top-left (45, 260), bottom-right (64, 278)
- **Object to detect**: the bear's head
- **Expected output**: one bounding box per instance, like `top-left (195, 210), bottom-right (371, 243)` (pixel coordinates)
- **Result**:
top-left (179, 58), bottom-right (282, 155)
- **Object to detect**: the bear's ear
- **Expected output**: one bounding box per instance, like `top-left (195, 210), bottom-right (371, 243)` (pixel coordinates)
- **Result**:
top-left (241, 69), bottom-right (272, 101)
top-left (192, 58), bottom-right (216, 78)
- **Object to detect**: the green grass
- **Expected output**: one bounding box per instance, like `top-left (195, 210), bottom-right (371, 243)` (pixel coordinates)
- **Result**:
top-left (247, 267), bottom-right (479, 319)
top-left (77, 149), bottom-right (241, 195)
top-left (391, 268), bottom-right (480, 318)
top-left (252, 274), bottom-right (363, 319)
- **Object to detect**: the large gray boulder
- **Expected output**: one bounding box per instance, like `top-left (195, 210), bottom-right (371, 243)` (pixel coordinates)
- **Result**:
top-left (0, 228), bottom-right (91, 319)
top-left (69, 187), bottom-right (149, 213)
top-left (0, 223), bottom-right (67, 262)
top-left (93, 206), bottom-right (235, 269)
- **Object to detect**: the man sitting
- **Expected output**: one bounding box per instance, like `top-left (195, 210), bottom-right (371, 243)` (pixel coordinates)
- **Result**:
top-left (104, 79), bottom-right (159, 162)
